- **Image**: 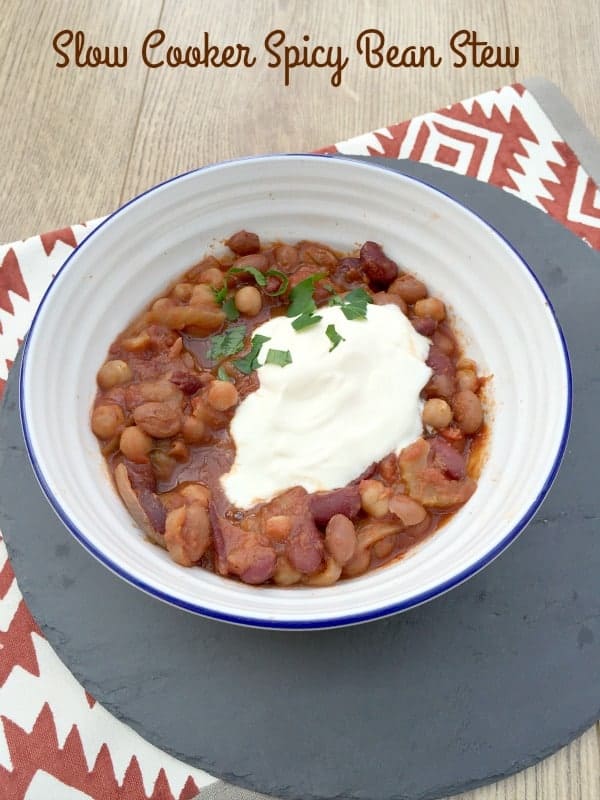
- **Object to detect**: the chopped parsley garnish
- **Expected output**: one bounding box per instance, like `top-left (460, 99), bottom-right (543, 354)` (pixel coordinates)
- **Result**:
top-left (233, 334), bottom-right (271, 374)
top-left (286, 273), bottom-right (326, 318)
top-left (325, 324), bottom-right (345, 351)
top-left (208, 325), bottom-right (246, 361)
top-left (265, 348), bottom-right (292, 367)
top-left (292, 312), bottom-right (323, 331)
top-left (212, 285), bottom-right (227, 305)
top-left (264, 269), bottom-right (289, 296)
top-left (217, 365), bottom-right (232, 382)
top-left (222, 296), bottom-right (239, 321)
top-left (227, 265), bottom-right (267, 286)
top-left (329, 287), bottom-right (372, 320)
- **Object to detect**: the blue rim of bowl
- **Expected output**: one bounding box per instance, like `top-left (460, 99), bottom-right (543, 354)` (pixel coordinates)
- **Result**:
top-left (19, 153), bottom-right (573, 630)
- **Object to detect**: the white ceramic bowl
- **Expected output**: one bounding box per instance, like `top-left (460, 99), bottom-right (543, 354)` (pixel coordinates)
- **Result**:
top-left (20, 155), bottom-right (571, 629)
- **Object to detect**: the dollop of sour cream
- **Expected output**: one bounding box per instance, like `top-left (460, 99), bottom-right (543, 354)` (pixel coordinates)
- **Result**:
top-left (221, 303), bottom-right (432, 509)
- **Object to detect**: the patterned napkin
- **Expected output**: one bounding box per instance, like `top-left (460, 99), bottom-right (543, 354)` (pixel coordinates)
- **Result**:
top-left (0, 81), bottom-right (599, 800)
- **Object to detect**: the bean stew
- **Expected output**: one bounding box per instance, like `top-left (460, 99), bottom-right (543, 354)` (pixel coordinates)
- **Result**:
top-left (91, 232), bottom-right (487, 587)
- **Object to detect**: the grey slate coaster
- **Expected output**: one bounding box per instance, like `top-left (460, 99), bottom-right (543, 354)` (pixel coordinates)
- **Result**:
top-left (2, 160), bottom-right (600, 800)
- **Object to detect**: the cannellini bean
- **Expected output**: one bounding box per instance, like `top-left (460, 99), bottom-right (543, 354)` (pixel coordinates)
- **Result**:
top-left (304, 556), bottom-right (342, 586)
top-left (342, 546), bottom-right (371, 577)
top-left (207, 380), bottom-right (239, 411)
top-left (97, 360), bottom-right (132, 390)
top-left (373, 535), bottom-right (396, 559)
top-left (91, 404), bottom-right (125, 439)
top-left (414, 297), bottom-right (446, 321)
top-left (452, 390), bottom-right (483, 434)
top-left (164, 502), bottom-right (211, 566)
top-left (120, 425), bottom-right (153, 463)
top-left (235, 286), bottom-right (262, 316)
top-left (422, 398), bottom-right (453, 429)
top-left (357, 521), bottom-right (403, 550)
top-left (388, 274), bottom-right (427, 304)
top-left (388, 495), bottom-right (427, 526)
top-left (325, 514), bottom-right (357, 565)
top-left (359, 479), bottom-right (390, 517)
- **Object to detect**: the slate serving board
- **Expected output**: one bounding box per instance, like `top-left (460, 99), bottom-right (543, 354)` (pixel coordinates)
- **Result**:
top-left (1, 158), bottom-right (599, 800)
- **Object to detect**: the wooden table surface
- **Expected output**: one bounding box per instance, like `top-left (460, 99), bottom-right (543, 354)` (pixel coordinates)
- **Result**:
top-left (1, 2), bottom-right (599, 798)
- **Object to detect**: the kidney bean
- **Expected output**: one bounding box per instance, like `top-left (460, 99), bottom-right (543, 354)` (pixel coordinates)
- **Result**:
top-left (429, 435), bottom-right (467, 479)
top-left (309, 485), bottom-right (361, 527)
top-left (359, 241), bottom-right (399, 288)
top-left (332, 257), bottom-right (365, 289)
top-left (411, 317), bottom-right (437, 336)
top-left (226, 230), bottom-right (260, 255)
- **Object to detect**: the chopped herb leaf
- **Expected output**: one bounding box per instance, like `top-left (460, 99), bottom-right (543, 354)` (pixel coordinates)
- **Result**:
top-left (227, 265), bottom-right (267, 286)
top-left (212, 285), bottom-right (227, 305)
top-left (286, 273), bottom-right (326, 318)
top-left (233, 334), bottom-right (271, 374)
top-left (325, 324), bottom-right (345, 351)
top-left (217, 365), bottom-right (232, 382)
top-left (265, 348), bottom-right (292, 367)
top-left (328, 287), bottom-right (372, 320)
top-left (292, 312), bottom-right (323, 331)
top-left (323, 282), bottom-right (335, 293)
top-left (208, 325), bottom-right (246, 361)
top-left (264, 269), bottom-right (290, 297)
top-left (222, 296), bottom-right (239, 321)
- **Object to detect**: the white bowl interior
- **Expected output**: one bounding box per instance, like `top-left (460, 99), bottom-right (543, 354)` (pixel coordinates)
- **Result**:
top-left (21, 155), bottom-right (570, 627)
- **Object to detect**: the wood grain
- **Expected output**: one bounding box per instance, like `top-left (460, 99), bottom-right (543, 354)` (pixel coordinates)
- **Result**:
top-left (1, 2), bottom-right (600, 798)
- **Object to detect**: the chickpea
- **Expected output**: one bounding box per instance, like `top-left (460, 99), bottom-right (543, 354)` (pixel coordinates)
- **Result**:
top-left (414, 297), bottom-right (446, 321)
top-left (190, 283), bottom-right (218, 308)
top-left (120, 425), bottom-right (153, 463)
top-left (91, 404), bottom-right (125, 439)
top-left (235, 285), bottom-right (263, 316)
top-left (456, 369), bottom-right (479, 392)
top-left (199, 267), bottom-right (225, 288)
top-left (325, 514), bottom-right (357, 566)
top-left (388, 495), bottom-right (427, 527)
top-left (206, 380), bottom-right (239, 411)
top-left (359, 479), bottom-right (390, 517)
top-left (97, 360), bottom-right (132, 390)
top-left (265, 515), bottom-right (292, 540)
top-left (452, 390), bottom-right (483, 434)
top-left (172, 283), bottom-right (194, 302)
top-left (422, 398), bottom-right (453, 429)
top-left (182, 415), bottom-right (206, 443)
top-left (389, 274), bottom-right (428, 304)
